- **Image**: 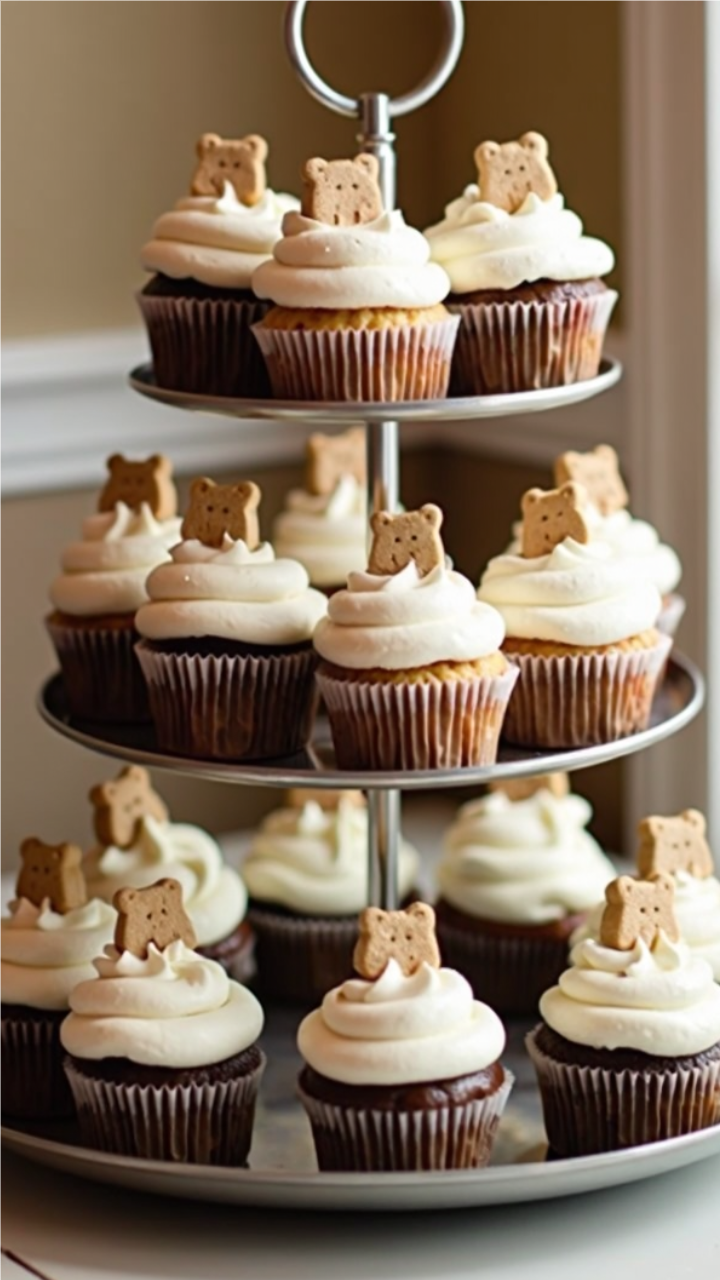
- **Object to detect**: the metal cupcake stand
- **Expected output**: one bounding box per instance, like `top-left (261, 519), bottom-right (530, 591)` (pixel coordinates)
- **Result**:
top-left (7, 0), bottom-right (717, 1212)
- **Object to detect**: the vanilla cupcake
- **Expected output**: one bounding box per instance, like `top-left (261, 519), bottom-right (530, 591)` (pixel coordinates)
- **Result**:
top-left (435, 774), bottom-right (615, 1014)
top-left (252, 154), bottom-right (457, 401)
top-left (297, 902), bottom-right (511, 1171)
top-left (478, 482), bottom-right (671, 747)
top-left (139, 132), bottom-right (298, 396)
top-left (425, 131), bottom-right (617, 394)
top-left (47, 454), bottom-right (181, 723)
top-left (242, 791), bottom-right (419, 1004)
top-left (135, 478), bottom-right (326, 760)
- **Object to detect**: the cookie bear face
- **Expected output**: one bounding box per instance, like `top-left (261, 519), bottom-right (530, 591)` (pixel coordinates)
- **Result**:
top-left (489, 773), bottom-right (570, 803)
top-left (554, 446), bottom-right (629, 517)
top-left (353, 902), bottom-right (441, 979)
top-left (90, 765), bottom-right (169, 850)
top-left (600, 873), bottom-right (679, 951)
top-left (17, 838), bottom-right (87, 914)
top-left (98, 454), bottom-right (177, 521)
top-left (368, 504), bottom-right (444, 578)
top-left (113, 878), bottom-right (196, 959)
top-left (190, 132), bottom-right (268, 206)
top-left (521, 483), bottom-right (590, 558)
top-left (302, 154), bottom-right (383, 227)
top-left (181, 477), bottom-right (261, 550)
top-left (306, 428), bottom-right (366, 497)
top-left (637, 810), bottom-right (714, 880)
top-left (474, 131), bottom-right (557, 215)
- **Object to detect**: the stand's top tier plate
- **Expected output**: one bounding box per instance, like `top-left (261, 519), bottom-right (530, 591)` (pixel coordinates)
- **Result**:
top-left (129, 359), bottom-right (621, 425)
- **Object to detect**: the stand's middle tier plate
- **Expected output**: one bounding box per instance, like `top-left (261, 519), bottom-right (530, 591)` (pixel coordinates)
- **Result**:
top-left (38, 651), bottom-right (703, 791)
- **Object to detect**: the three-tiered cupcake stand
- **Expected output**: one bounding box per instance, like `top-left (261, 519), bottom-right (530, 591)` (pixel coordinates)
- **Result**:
top-left (3, 0), bottom-right (716, 1211)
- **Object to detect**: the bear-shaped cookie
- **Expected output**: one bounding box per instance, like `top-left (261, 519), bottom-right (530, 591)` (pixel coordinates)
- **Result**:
top-left (90, 765), bottom-right (169, 850)
top-left (474, 131), bottom-right (557, 215)
top-left (113, 878), bottom-right (197, 958)
top-left (353, 902), bottom-right (441, 979)
top-left (637, 810), bottom-right (714, 880)
top-left (600, 873), bottom-right (679, 951)
top-left (554, 445), bottom-right (629, 517)
top-left (97, 454), bottom-right (177, 521)
top-left (17, 838), bottom-right (87, 914)
top-left (521, 482), bottom-right (590, 558)
top-left (489, 773), bottom-right (570, 802)
top-left (368, 504), bottom-right (444, 578)
top-left (190, 132), bottom-right (268, 206)
top-left (181, 477), bottom-right (261, 550)
top-left (302, 154), bottom-right (383, 227)
top-left (306, 428), bottom-right (366, 497)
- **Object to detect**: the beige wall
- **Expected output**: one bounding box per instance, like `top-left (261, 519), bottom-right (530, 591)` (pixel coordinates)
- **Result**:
top-left (2, 1), bottom-right (621, 337)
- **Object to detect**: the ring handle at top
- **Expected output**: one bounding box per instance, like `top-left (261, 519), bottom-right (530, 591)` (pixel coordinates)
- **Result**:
top-left (284, 0), bottom-right (465, 119)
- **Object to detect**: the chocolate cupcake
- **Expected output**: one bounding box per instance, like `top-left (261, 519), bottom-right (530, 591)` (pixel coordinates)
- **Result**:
top-left (61, 878), bottom-right (265, 1165)
top-left (297, 902), bottom-right (512, 1172)
top-left (424, 131), bottom-right (617, 394)
top-left (435, 773), bottom-right (615, 1015)
top-left (527, 874), bottom-right (720, 1156)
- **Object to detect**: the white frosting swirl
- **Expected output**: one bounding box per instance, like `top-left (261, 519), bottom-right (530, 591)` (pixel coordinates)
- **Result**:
top-left (540, 932), bottom-right (720, 1056)
top-left (60, 940), bottom-right (264, 1068)
top-left (141, 183), bottom-right (299, 290)
top-left (424, 188), bottom-right (614, 293)
top-left (315, 560), bottom-right (505, 670)
top-left (252, 209), bottom-right (450, 309)
top-left (49, 503), bottom-right (182, 617)
top-left (1, 898), bottom-right (117, 1011)
top-left (242, 799), bottom-right (418, 916)
top-left (135, 535), bottom-right (327, 644)
top-left (478, 538), bottom-right (662, 645)
top-left (437, 790), bottom-right (614, 924)
top-left (83, 816), bottom-right (247, 948)
top-left (298, 958), bottom-right (506, 1085)
top-left (272, 476), bottom-right (367, 588)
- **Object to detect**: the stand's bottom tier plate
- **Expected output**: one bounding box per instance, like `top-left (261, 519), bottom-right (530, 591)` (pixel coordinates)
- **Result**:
top-left (3, 1008), bottom-right (719, 1211)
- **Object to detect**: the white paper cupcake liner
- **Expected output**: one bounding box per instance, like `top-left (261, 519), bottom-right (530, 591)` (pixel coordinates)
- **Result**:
top-left (526, 1027), bottom-right (720, 1156)
top-left (448, 290), bottom-right (618, 395)
top-left (297, 1069), bottom-right (513, 1172)
top-left (501, 634), bottom-right (672, 748)
top-left (1, 1011), bottom-right (74, 1120)
top-left (657, 592), bottom-right (686, 639)
top-left (137, 290), bottom-right (271, 397)
top-left (135, 642), bottom-right (318, 760)
top-left (64, 1051), bottom-right (266, 1165)
top-left (316, 663), bottom-right (518, 770)
top-left (252, 316), bottom-right (459, 402)
top-left (46, 615), bottom-right (150, 723)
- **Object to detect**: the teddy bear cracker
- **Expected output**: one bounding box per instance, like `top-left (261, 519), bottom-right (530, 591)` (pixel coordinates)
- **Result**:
top-left (97, 454), bottom-right (177, 521)
top-left (353, 902), bottom-right (441, 979)
top-left (474, 131), bottom-right (557, 215)
top-left (554, 445), bottom-right (629, 517)
top-left (113, 878), bottom-right (197, 959)
top-left (489, 773), bottom-right (570, 802)
top-left (306, 428), bottom-right (366, 497)
top-left (181, 477), bottom-right (261, 550)
top-left (191, 132), bottom-right (268, 206)
top-left (368, 504), bottom-right (445, 578)
top-left (637, 810), bottom-right (714, 880)
top-left (302, 154), bottom-right (383, 227)
top-left (521, 483), bottom-right (590, 558)
top-left (17, 838), bottom-right (87, 914)
top-left (90, 765), bottom-right (169, 850)
top-left (599, 873), bottom-right (679, 951)
top-left (287, 788), bottom-right (365, 810)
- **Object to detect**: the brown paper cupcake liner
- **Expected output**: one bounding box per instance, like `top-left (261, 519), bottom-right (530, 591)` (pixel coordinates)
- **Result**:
top-left (526, 1027), bottom-right (720, 1156)
top-left (448, 290), bottom-right (618, 395)
top-left (46, 615), bottom-right (150, 723)
top-left (657, 592), bottom-right (686, 639)
top-left (1, 1008), bottom-right (75, 1120)
top-left (64, 1050), bottom-right (266, 1164)
top-left (297, 1070), bottom-right (513, 1172)
top-left (316, 663), bottom-right (518, 771)
top-left (252, 317), bottom-right (459, 402)
top-left (246, 906), bottom-right (358, 1006)
top-left (137, 291), bottom-right (272, 397)
top-left (501, 634), bottom-right (672, 749)
top-left (434, 919), bottom-right (571, 1017)
top-left (135, 642), bottom-right (318, 760)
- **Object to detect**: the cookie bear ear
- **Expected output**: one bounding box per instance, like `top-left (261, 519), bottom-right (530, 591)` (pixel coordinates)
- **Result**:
top-left (519, 131), bottom-right (549, 157)
top-left (407, 901), bottom-right (435, 925)
top-left (303, 158), bottom-right (327, 182)
top-left (370, 511), bottom-right (393, 532)
top-left (60, 844), bottom-right (82, 869)
top-left (420, 504), bottom-right (443, 530)
top-left (559, 482), bottom-right (584, 504)
top-left (683, 809), bottom-right (706, 833)
top-left (236, 480), bottom-right (261, 510)
top-left (475, 141), bottom-right (499, 164)
top-left (654, 872), bottom-right (675, 897)
top-left (190, 477), bottom-right (212, 499)
top-left (521, 488), bottom-right (542, 510)
top-left (106, 454), bottom-right (124, 474)
top-left (354, 153), bottom-right (379, 178)
top-left (243, 134), bottom-right (268, 161)
top-left (645, 817), bottom-right (665, 837)
top-left (114, 888), bottom-right (136, 912)
top-left (197, 133), bottom-right (220, 157)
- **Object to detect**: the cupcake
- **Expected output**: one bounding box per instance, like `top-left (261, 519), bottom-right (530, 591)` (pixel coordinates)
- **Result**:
top-left (134, 477), bottom-right (326, 760)
top-left (314, 503), bottom-right (518, 771)
top-left (47, 453), bottom-right (181, 723)
top-left (84, 765), bottom-right (254, 981)
top-left (252, 153), bottom-right (458, 401)
top-left (527, 873), bottom-right (720, 1156)
top-left (424, 131), bottom-right (617, 394)
top-left (139, 132), bottom-right (299, 397)
top-left (242, 790), bottom-right (419, 1004)
top-left (297, 902), bottom-right (512, 1171)
top-left (61, 877), bottom-right (265, 1165)
top-left (477, 482), bottom-right (671, 747)
top-left (435, 773), bottom-right (616, 1015)
top-left (1, 839), bottom-right (116, 1120)
top-left (273, 428), bottom-right (368, 595)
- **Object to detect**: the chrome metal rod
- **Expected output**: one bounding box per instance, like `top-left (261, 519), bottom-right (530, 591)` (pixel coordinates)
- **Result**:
top-left (358, 92), bottom-right (396, 212)
top-left (367, 789), bottom-right (401, 910)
